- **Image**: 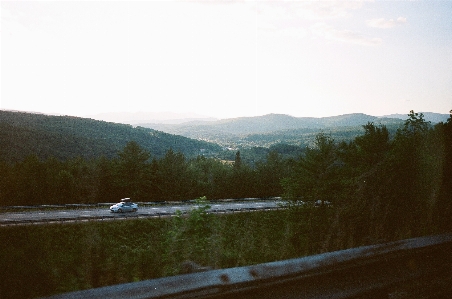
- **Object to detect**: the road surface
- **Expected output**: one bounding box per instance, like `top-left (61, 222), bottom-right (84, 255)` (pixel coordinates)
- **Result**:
top-left (0, 200), bottom-right (284, 225)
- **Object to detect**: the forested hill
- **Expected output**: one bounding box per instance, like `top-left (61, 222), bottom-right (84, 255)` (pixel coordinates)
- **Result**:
top-left (0, 110), bottom-right (222, 162)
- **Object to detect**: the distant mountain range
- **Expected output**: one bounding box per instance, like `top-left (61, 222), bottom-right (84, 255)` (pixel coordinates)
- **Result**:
top-left (1, 110), bottom-right (448, 162)
top-left (90, 111), bottom-right (449, 128)
top-left (140, 112), bottom-right (449, 134)
top-left (139, 113), bottom-right (396, 134)
top-left (138, 112), bottom-right (449, 148)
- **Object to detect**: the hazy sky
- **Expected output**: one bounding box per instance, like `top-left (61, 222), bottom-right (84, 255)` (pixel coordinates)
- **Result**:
top-left (2, 0), bottom-right (451, 119)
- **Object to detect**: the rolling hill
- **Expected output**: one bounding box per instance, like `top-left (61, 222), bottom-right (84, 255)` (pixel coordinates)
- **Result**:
top-left (0, 110), bottom-right (222, 162)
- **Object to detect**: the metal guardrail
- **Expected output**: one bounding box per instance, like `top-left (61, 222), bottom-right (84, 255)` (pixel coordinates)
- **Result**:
top-left (41, 233), bottom-right (452, 299)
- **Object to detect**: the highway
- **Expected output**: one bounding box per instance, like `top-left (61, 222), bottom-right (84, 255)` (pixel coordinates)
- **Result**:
top-left (0, 200), bottom-right (284, 225)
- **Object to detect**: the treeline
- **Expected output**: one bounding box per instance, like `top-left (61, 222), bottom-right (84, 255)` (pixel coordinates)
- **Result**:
top-left (0, 141), bottom-right (290, 205)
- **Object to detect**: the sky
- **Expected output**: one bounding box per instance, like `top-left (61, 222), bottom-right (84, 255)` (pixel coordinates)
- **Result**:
top-left (1, 0), bottom-right (451, 120)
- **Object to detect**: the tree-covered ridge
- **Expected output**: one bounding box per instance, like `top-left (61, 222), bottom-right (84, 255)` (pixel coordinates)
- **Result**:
top-left (0, 110), bottom-right (222, 162)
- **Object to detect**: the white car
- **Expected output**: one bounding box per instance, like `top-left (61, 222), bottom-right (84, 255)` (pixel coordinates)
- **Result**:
top-left (110, 201), bottom-right (138, 213)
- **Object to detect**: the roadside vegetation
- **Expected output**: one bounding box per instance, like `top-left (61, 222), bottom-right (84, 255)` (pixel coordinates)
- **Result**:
top-left (0, 205), bottom-right (334, 299)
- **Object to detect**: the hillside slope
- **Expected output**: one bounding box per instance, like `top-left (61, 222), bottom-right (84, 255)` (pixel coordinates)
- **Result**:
top-left (0, 110), bottom-right (221, 162)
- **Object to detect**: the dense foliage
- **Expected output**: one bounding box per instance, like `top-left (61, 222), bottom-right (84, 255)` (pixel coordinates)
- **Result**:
top-left (283, 110), bottom-right (452, 243)
top-left (0, 142), bottom-right (288, 204)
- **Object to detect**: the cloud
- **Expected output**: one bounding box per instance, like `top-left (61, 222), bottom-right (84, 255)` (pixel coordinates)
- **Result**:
top-left (311, 22), bottom-right (382, 46)
top-left (366, 17), bottom-right (407, 29)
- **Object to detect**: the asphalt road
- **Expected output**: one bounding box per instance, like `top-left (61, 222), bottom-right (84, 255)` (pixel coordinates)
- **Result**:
top-left (0, 200), bottom-right (284, 225)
